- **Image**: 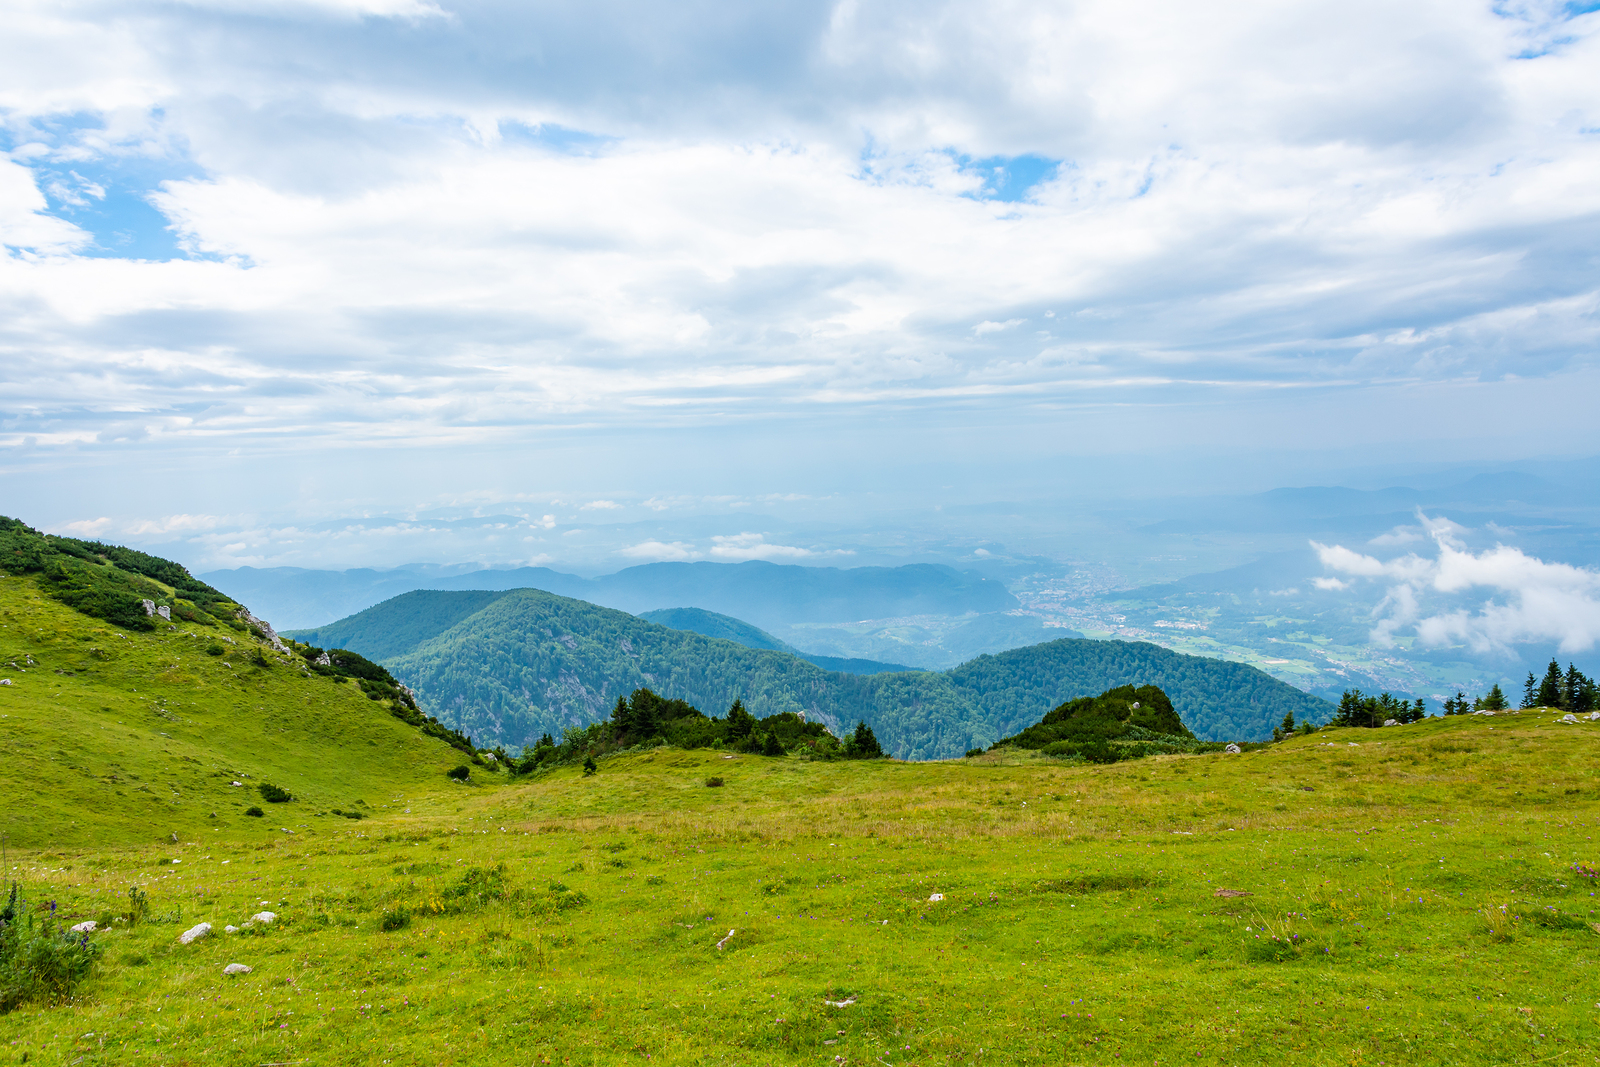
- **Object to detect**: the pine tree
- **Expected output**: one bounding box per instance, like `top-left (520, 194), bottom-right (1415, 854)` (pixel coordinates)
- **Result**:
top-left (760, 730), bottom-right (784, 757)
top-left (1280, 711), bottom-right (1296, 734)
top-left (1563, 664), bottom-right (1586, 712)
top-left (725, 699), bottom-right (755, 741)
top-left (1537, 659), bottom-right (1564, 708)
top-left (582, 756), bottom-right (598, 776)
top-left (1521, 673), bottom-right (1537, 709)
top-left (1481, 684), bottom-right (1508, 711)
top-left (849, 721), bottom-right (884, 759)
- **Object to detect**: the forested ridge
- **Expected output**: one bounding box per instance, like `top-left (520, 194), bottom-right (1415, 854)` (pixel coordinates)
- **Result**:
top-left (293, 588), bottom-right (1332, 758)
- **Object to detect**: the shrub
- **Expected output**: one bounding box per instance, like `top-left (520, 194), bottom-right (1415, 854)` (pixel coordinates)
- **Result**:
top-left (964, 748), bottom-right (985, 758)
top-left (446, 766), bottom-right (470, 781)
top-left (379, 906), bottom-right (411, 932)
top-left (0, 885), bottom-right (104, 1013)
top-left (582, 756), bottom-right (598, 776)
top-left (330, 809), bottom-right (364, 820)
top-left (257, 783), bottom-right (291, 803)
top-left (705, 776), bottom-right (725, 787)
top-left (760, 731), bottom-right (784, 757)
top-left (204, 643), bottom-right (225, 656)
top-left (125, 886), bottom-right (150, 927)
top-left (244, 806), bottom-right (264, 817)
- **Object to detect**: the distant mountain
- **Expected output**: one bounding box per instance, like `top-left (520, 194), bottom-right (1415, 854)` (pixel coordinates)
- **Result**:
top-left (203, 559), bottom-right (1016, 632)
top-left (637, 607), bottom-right (918, 674)
top-left (289, 588), bottom-right (1332, 757)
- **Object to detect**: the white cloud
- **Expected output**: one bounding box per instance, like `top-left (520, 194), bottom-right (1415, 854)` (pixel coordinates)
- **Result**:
top-left (618, 540), bottom-right (698, 561)
top-left (973, 319), bottom-right (1024, 335)
top-left (1368, 524), bottom-right (1423, 546)
top-left (1311, 576), bottom-right (1350, 591)
top-left (709, 533), bottom-right (813, 561)
top-left (1313, 511), bottom-right (1600, 652)
top-left (582, 500), bottom-right (622, 510)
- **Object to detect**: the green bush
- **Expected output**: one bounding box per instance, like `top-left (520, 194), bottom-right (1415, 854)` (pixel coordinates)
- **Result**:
top-left (244, 806), bottom-right (264, 817)
top-left (0, 885), bottom-right (104, 1013)
top-left (705, 776), bottom-right (724, 787)
top-left (257, 783), bottom-right (291, 803)
top-left (582, 757), bottom-right (598, 776)
top-left (379, 906), bottom-right (411, 932)
top-left (446, 766), bottom-right (470, 781)
top-left (204, 643), bottom-right (225, 656)
top-left (964, 748), bottom-right (985, 758)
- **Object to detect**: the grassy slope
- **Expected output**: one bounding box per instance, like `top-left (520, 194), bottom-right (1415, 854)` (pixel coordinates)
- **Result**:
top-left (0, 573), bottom-right (473, 850)
top-left (294, 588), bottom-right (1331, 755)
top-left (4, 709), bottom-right (1598, 1065)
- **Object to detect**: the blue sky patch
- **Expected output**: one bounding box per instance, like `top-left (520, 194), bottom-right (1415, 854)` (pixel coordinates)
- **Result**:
top-left (960, 154), bottom-right (1059, 202)
top-left (498, 121), bottom-right (615, 155)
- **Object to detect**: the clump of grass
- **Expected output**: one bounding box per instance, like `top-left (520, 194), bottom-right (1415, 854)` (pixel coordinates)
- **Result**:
top-left (204, 643), bottom-right (225, 656)
top-left (705, 776), bottom-right (725, 787)
top-left (257, 783), bottom-right (291, 803)
top-left (380, 906), bottom-right (411, 932)
top-left (0, 885), bottom-right (104, 1013)
top-left (244, 806), bottom-right (264, 817)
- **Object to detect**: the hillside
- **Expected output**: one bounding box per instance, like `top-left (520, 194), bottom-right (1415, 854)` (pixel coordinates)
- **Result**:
top-left (637, 606), bottom-right (917, 674)
top-left (7, 710), bottom-right (1598, 1064)
top-left (0, 523), bottom-right (483, 849)
top-left (291, 588), bottom-right (1332, 756)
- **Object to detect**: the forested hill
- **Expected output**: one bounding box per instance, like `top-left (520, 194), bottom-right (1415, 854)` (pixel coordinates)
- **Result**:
top-left (291, 589), bottom-right (1332, 758)
top-left (636, 606), bottom-right (917, 675)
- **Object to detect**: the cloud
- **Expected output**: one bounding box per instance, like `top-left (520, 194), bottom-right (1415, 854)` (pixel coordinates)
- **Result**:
top-left (2, 0), bottom-right (1600, 518)
top-left (1313, 511), bottom-right (1600, 653)
top-left (582, 500), bottom-right (622, 510)
top-left (709, 533), bottom-right (814, 561)
top-left (1368, 524), bottom-right (1424, 546)
top-left (618, 540), bottom-right (698, 561)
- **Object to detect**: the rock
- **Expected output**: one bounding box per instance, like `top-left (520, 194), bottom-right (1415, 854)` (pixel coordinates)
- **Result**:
top-left (0, 678), bottom-right (11, 686)
top-left (928, 893), bottom-right (944, 902)
top-left (225, 925), bottom-right (239, 933)
top-left (250, 911), bottom-right (277, 924)
top-left (1561, 713), bottom-right (1579, 724)
top-left (157, 605), bottom-right (171, 621)
top-left (69, 920), bottom-right (97, 933)
top-left (314, 651), bottom-right (331, 666)
top-left (1474, 710), bottom-right (1495, 716)
top-left (169, 832), bottom-right (179, 843)
top-left (1589, 712), bottom-right (1600, 721)
top-left (1224, 743), bottom-right (1241, 754)
top-left (223, 963), bottom-right (253, 975)
top-left (235, 607), bottom-right (288, 653)
top-left (1383, 718), bottom-right (1398, 727)
top-left (179, 922), bottom-right (213, 945)
top-left (1214, 889), bottom-right (1251, 898)
top-left (141, 599), bottom-right (156, 616)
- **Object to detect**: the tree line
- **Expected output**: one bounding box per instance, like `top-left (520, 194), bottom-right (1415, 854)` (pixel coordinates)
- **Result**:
top-left (1333, 657), bottom-right (1595, 729)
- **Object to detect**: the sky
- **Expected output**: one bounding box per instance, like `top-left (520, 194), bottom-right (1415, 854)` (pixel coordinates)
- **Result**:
top-left (3, 0), bottom-right (1600, 574)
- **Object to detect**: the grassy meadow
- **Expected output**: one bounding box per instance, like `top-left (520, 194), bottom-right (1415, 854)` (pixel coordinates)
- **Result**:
top-left (4, 571), bottom-right (1600, 1065)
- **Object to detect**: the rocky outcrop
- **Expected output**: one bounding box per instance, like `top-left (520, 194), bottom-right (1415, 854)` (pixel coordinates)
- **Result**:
top-left (236, 608), bottom-right (288, 653)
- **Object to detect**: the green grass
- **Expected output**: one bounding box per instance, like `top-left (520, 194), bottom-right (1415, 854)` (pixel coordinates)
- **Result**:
top-left (4, 569), bottom-right (1600, 1064)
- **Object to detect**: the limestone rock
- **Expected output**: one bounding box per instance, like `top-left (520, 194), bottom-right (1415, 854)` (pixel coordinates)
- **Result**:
top-left (1589, 711), bottom-right (1600, 721)
top-left (1383, 718), bottom-right (1398, 727)
top-left (141, 599), bottom-right (156, 616)
top-left (169, 832), bottom-right (179, 843)
top-left (223, 963), bottom-right (253, 975)
top-left (314, 651), bottom-right (331, 666)
top-left (69, 920), bottom-right (97, 933)
top-left (156, 604), bottom-right (171, 621)
top-left (250, 911), bottom-right (277, 924)
top-left (225, 925), bottom-right (239, 933)
top-left (928, 893), bottom-right (944, 902)
top-left (179, 922), bottom-right (213, 945)
top-left (235, 607), bottom-right (288, 653)
top-left (1224, 743), bottom-right (1241, 754)
top-left (0, 678), bottom-right (11, 686)
top-left (1561, 713), bottom-right (1579, 724)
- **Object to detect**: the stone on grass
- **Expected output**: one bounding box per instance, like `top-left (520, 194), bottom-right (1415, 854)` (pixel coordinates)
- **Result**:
top-left (250, 911), bottom-right (277, 924)
top-left (927, 893), bottom-right (944, 902)
top-left (1224, 743), bottom-right (1241, 754)
top-left (1560, 713), bottom-right (1579, 724)
top-left (223, 963), bottom-right (253, 975)
top-left (1383, 718), bottom-right (1398, 727)
top-left (168, 832), bottom-right (178, 843)
top-left (69, 920), bottom-right (97, 934)
top-left (1214, 889), bottom-right (1251, 898)
top-left (179, 922), bottom-right (213, 945)
top-left (225, 925), bottom-right (239, 933)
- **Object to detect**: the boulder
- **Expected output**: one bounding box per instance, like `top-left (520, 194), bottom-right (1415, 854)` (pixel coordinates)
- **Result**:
top-left (1224, 743), bottom-right (1241, 754)
top-left (927, 893), bottom-right (944, 902)
top-left (156, 605), bottom-right (171, 621)
top-left (250, 911), bottom-right (277, 924)
top-left (1589, 711), bottom-right (1600, 721)
top-left (0, 679), bottom-right (12, 686)
top-left (69, 920), bottom-right (97, 934)
top-left (1383, 719), bottom-right (1398, 727)
top-left (169, 832), bottom-right (178, 843)
top-left (141, 599), bottom-right (156, 616)
top-left (225, 925), bottom-right (239, 934)
top-left (179, 922), bottom-right (213, 945)
top-left (223, 963), bottom-right (253, 975)
top-left (1561, 713), bottom-right (1579, 724)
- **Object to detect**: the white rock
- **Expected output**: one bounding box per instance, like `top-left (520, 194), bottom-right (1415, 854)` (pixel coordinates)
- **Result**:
top-left (0, 679), bottom-right (11, 686)
top-left (179, 922), bottom-right (213, 945)
top-left (1225, 743), bottom-right (1241, 754)
top-left (69, 920), bottom-right (97, 933)
top-left (225, 925), bottom-right (239, 933)
top-left (250, 911), bottom-right (277, 924)
top-left (1589, 711), bottom-right (1600, 721)
top-left (156, 605), bottom-right (171, 621)
top-left (928, 893), bottom-right (944, 902)
top-left (1383, 719), bottom-right (1398, 727)
top-left (141, 599), bottom-right (156, 616)
top-left (223, 963), bottom-right (253, 975)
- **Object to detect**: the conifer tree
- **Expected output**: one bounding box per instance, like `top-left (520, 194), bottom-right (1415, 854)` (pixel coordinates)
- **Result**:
top-left (1537, 660), bottom-right (1564, 708)
top-left (1480, 684), bottom-right (1509, 711)
top-left (1521, 673), bottom-right (1537, 709)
